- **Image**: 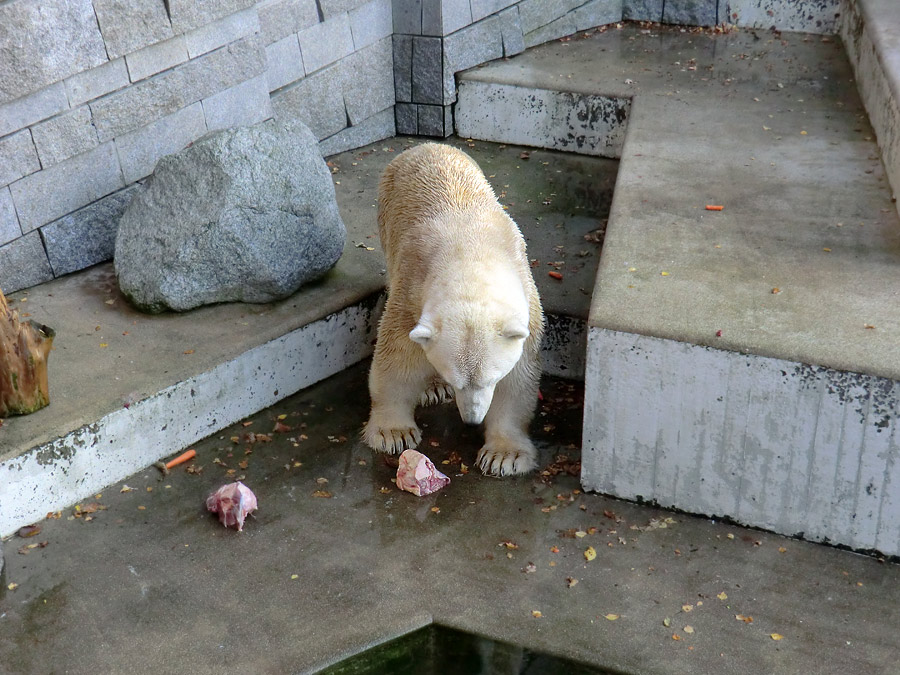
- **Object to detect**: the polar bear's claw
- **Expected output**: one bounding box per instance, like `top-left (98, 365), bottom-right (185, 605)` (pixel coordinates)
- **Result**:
top-left (363, 419), bottom-right (422, 455)
top-left (476, 441), bottom-right (537, 476)
top-left (420, 380), bottom-right (454, 407)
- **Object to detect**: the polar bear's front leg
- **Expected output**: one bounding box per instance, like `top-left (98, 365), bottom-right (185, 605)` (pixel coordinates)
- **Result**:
top-left (476, 364), bottom-right (540, 476)
top-left (363, 339), bottom-right (429, 454)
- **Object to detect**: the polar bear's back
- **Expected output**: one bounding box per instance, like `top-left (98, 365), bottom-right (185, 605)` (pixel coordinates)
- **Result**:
top-left (377, 144), bottom-right (501, 260)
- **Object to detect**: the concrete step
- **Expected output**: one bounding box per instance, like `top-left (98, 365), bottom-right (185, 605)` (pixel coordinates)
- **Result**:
top-left (457, 24), bottom-right (900, 555)
top-left (0, 138), bottom-right (616, 537)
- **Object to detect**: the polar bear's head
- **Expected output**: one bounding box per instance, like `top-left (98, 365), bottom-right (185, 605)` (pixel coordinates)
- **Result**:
top-left (410, 300), bottom-right (529, 425)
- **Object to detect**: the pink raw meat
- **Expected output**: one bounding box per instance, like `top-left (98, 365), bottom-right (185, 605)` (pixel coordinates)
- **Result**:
top-left (206, 481), bottom-right (258, 531)
top-left (396, 449), bottom-right (450, 496)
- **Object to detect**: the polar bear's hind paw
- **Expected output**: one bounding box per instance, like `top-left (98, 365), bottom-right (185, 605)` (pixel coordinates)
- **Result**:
top-left (420, 380), bottom-right (454, 407)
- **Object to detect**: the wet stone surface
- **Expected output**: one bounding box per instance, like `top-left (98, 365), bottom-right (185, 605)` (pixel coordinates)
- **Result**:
top-left (2, 362), bottom-right (899, 674)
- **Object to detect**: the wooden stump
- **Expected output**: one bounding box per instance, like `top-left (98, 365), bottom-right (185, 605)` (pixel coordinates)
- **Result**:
top-left (0, 289), bottom-right (54, 416)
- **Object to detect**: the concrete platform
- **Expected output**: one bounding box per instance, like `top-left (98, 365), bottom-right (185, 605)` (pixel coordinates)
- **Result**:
top-left (0, 138), bottom-right (617, 538)
top-left (456, 24), bottom-right (900, 554)
top-left (2, 362), bottom-right (899, 675)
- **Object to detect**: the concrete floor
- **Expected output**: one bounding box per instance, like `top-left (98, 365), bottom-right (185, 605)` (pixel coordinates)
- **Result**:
top-left (1, 361), bottom-right (898, 674)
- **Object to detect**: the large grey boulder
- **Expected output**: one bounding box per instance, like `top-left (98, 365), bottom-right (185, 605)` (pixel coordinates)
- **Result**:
top-left (114, 120), bottom-right (345, 313)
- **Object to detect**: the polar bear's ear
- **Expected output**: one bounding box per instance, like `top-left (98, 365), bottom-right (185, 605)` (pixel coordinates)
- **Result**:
top-left (501, 323), bottom-right (529, 340)
top-left (409, 323), bottom-right (433, 345)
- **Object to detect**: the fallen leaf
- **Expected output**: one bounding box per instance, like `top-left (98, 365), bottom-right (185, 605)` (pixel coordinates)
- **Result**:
top-left (550, 546), bottom-right (560, 553)
top-left (312, 490), bottom-right (333, 498)
top-left (500, 540), bottom-right (519, 550)
top-left (575, 530), bottom-right (587, 538)
top-left (604, 613), bottom-right (619, 621)
top-left (238, 460), bottom-right (249, 470)
top-left (566, 577), bottom-right (579, 588)
top-left (682, 604), bottom-right (693, 613)
top-left (717, 592), bottom-right (728, 600)
top-left (684, 625), bottom-right (694, 634)
top-left (672, 634), bottom-right (682, 641)
top-left (316, 477), bottom-right (329, 485)
top-left (7, 583), bottom-right (18, 591)
top-left (663, 617), bottom-right (671, 627)
top-left (735, 614), bottom-right (753, 623)
top-left (430, 507), bottom-right (440, 514)
top-left (523, 563), bottom-right (537, 574)
top-left (291, 574), bottom-right (299, 580)
top-left (273, 421), bottom-right (292, 433)
top-left (778, 547), bottom-right (787, 553)
top-left (532, 610), bottom-right (543, 618)
top-left (17, 525), bottom-right (41, 538)
top-left (770, 633), bottom-right (784, 641)
top-left (183, 349), bottom-right (194, 355)
top-left (584, 546), bottom-right (597, 561)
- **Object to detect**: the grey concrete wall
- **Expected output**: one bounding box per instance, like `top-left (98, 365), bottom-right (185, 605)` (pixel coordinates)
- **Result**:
top-left (583, 328), bottom-right (900, 556)
top-left (840, 0), bottom-right (900, 216)
top-left (0, 0), bottom-right (396, 295)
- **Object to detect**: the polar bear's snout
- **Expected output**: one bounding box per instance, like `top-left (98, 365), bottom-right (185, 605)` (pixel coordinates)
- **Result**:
top-left (455, 384), bottom-right (496, 425)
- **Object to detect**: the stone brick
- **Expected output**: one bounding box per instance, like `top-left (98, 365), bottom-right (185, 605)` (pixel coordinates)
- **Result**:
top-left (663, 0), bottom-right (717, 25)
top-left (350, 0), bottom-right (394, 49)
top-left (179, 34), bottom-right (267, 102)
top-left (298, 14), bottom-right (355, 74)
top-left (91, 69), bottom-right (188, 142)
top-left (395, 103), bottom-right (418, 134)
top-left (571, 0), bottom-right (624, 30)
top-left (125, 36), bottom-right (190, 83)
top-left (115, 103), bottom-right (207, 184)
top-left (9, 142), bottom-right (125, 234)
top-left (422, 0), bottom-right (442, 36)
top-left (412, 37), bottom-right (444, 104)
top-left (0, 130), bottom-right (40, 189)
top-left (442, 0), bottom-right (473, 34)
top-left (417, 104), bottom-right (451, 136)
top-left (185, 7), bottom-right (261, 58)
top-left (470, 0), bottom-right (518, 22)
top-left (340, 38), bottom-right (395, 125)
top-left (0, 0), bottom-right (107, 105)
top-left (0, 83), bottom-right (68, 139)
top-left (319, 108), bottom-right (396, 156)
top-left (622, 0), bottom-right (663, 21)
top-left (0, 231), bottom-right (53, 293)
top-left (393, 0), bottom-right (423, 34)
top-left (499, 6), bottom-right (526, 56)
top-left (320, 0), bottom-right (370, 19)
top-left (0, 188), bottom-right (20, 246)
top-left (64, 58), bottom-right (130, 107)
top-left (523, 14), bottom-right (576, 47)
top-left (203, 75), bottom-right (273, 132)
top-left (266, 35), bottom-right (305, 91)
top-left (443, 15), bottom-right (503, 100)
top-left (168, 0), bottom-right (256, 35)
top-left (92, 35), bottom-right (264, 141)
top-left (31, 107), bottom-right (99, 168)
top-left (258, 0), bottom-right (319, 45)
top-left (272, 66), bottom-right (347, 140)
top-left (518, 0), bottom-right (583, 33)
top-left (92, 0), bottom-right (174, 60)
top-left (40, 186), bottom-right (139, 277)
top-left (393, 35), bottom-right (413, 102)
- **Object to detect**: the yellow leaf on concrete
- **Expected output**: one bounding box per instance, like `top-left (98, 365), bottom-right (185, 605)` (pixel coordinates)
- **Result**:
top-left (770, 633), bottom-right (784, 641)
top-left (604, 614), bottom-right (619, 621)
top-left (717, 592), bottom-right (728, 600)
top-left (584, 546), bottom-right (597, 561)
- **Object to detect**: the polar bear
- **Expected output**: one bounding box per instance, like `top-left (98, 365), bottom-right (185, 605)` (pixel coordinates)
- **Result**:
top-left (362, 143), bottom-right (544, 476)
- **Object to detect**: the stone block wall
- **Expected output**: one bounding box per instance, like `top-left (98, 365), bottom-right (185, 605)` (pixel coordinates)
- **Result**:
top-left (0, 0), bottom-right (396, 294)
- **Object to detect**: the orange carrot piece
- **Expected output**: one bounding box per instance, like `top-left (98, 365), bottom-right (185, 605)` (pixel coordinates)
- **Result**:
top-left (165, 449), bottom-right (197, 470)
top-left (548, 271), bottom-right (563, 280)
top-left (705, 205), bottom-right (724, 211)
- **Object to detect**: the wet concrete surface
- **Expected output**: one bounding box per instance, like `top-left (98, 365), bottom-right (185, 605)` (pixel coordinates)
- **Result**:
top-left (2, 361), bottom-right (898, 674)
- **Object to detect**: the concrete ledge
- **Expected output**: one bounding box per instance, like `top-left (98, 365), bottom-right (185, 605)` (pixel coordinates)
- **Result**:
top-left (842, 0), bottom-right (900, 215)
top-left (583, 328), bottom-right (900, 555)
top-left (0, 298), bottom-right (381, 537)
top-left (456, 79), bottom-right (629, 158)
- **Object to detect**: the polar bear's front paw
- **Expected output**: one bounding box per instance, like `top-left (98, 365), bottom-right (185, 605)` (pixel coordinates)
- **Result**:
top-left (476, 437), bottom-right (537, 476)
top-left (420, 379), bottom-right (454, 407)
top-left (363, 416), bottom-right (422, 454)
